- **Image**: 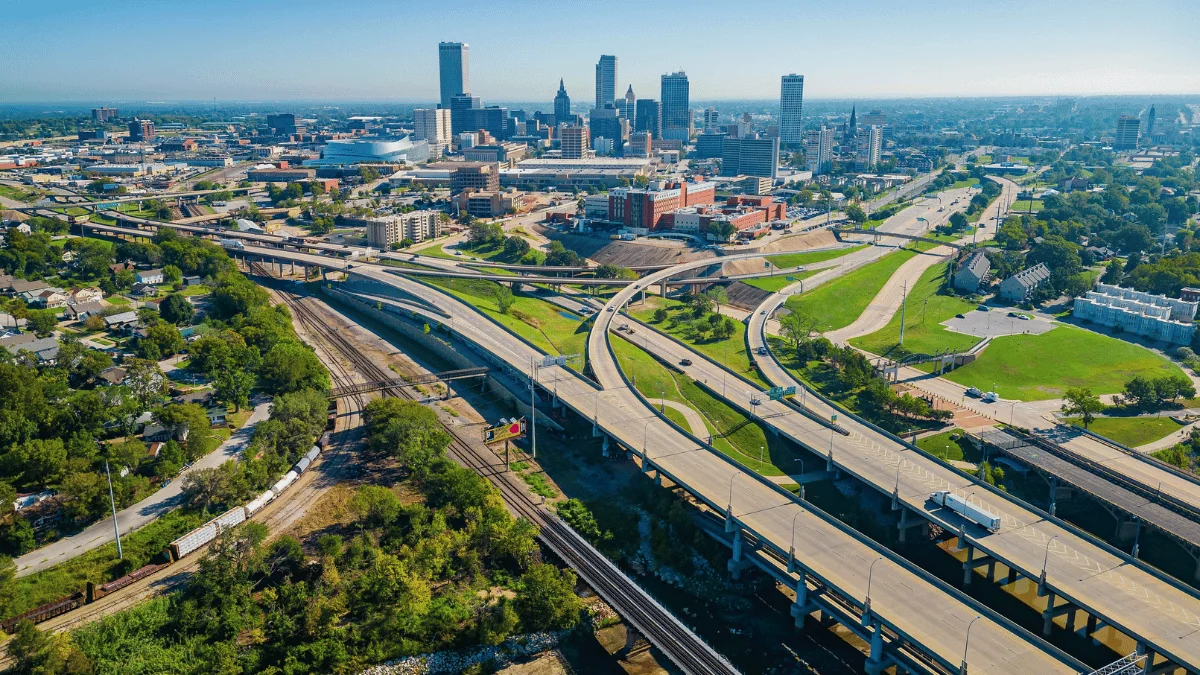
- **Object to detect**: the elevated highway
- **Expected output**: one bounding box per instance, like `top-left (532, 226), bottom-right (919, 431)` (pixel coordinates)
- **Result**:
top-left (339, 263), bottom-right (1083, 675)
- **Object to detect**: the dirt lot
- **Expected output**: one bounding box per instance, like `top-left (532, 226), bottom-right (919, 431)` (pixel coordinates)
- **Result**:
top-left (545, 230), bottom-right (715, 267)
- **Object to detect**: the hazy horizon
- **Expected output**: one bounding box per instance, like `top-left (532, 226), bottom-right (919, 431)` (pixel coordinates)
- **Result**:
top-left (3, 0), bottom-right (1199, 103)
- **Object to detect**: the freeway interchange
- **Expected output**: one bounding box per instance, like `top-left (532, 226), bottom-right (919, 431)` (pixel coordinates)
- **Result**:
top-left (54, 191), bottom-right (1200, 675)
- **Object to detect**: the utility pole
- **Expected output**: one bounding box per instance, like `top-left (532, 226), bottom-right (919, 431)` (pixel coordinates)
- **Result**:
top-left (105, 460), bottom-right (123, 559)
top-left (899, 281), bottom-right (908, 346)
top-left (529, 356), bottom-right (538, 460)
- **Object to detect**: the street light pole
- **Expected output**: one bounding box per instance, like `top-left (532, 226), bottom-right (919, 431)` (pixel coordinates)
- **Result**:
top-left (105, 460), bottom-right (123, 560)
top-left (1039, 534), bottom-right (1060, 592)
top-left (794, 458), bottom-right (806, 501)
top-left (789, 508), bottom-right (804, 571)
top-left (727, 470), bottom-right (743, 515)
top-left (960, 615), bottom-right (982, 675)
top-left (864, 556), bottom-right (884, 622)
top-left (529, 356), bottom-right (538, 460)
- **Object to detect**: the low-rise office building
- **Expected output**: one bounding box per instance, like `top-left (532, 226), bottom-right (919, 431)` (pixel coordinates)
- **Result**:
top-left (453, 189), bottom-right (527, 218)
top-left (500, 157), bottom-right (652, 190)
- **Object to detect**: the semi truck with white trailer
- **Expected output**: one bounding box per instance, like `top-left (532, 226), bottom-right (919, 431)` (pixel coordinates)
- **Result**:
top-left (930, 491), bottom-right (1001, 533)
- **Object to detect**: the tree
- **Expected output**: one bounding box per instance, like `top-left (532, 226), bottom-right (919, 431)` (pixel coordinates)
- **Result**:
top-left (502, 236), bottom-right (530, 259)
top-left (159, 293), bottom-right (195, 326)
top-left (492, 284), bottom-right (515, 315)
top-left (1061, 387), bottom-right (1104, 428)
top-left (948, 211), bottom-right (969, 231)
top-left (27, 310), bottom-right (57, 337)
top-left (652, 308), bottom-right (668, 323)
top-left (845, 204), bottom-right (867, 224)
top-left (136, 322), bottom-right (185, 360)
top-left (1101, 259), bottom-right (1123, 284)
top-left (163, 264), bottom-right (183, 286)
top-left (514, 563), bottom-right (581, 631)
top-left (363, 398), bottom-right (451, 475)
top-left (215, 367), bottom-right (254, 412)
top-left (544, 241), bottom-right (580, 267)
top-left (124, 358), bottom-right (168, 412)
top-left (705, 220), bottom-right (736, 242)
top-left (779, 310), bottom-right (816, 346)
top-left (705, 286), bottom-right (729, 312)
top-left (686, 291), bottom-right (714, 317)
top-left (6, 620), bottom-right (91, 674)
top-left (261, 341), bottom-right (329, 393)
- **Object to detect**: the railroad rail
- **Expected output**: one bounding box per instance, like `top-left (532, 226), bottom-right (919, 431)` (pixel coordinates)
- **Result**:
top-left (328, 368), bottom-right (489, 398)
top-left (306, 287), bottom-right (739, 675)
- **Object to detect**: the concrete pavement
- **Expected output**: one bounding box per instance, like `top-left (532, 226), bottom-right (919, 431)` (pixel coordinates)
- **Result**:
top-left (13, 401), bottom-right (271, 577)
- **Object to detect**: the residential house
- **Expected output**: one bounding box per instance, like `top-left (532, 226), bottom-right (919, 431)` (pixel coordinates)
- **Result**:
top-left (0, 334), bottom-right (60, 363)
top-left (143, 423), bottom-right (188, 443)
top-left (206, 406), bottom-right (227, 426)
top-left (98, 366), bottom-right (128, 386)
top-left (109, 262), bottom-right (135, 275)
top-left (33, 288), bottom-right (68, 309)
top-left (70, 287), bottom-right (104, 304)
top-left (999, 263), bottom-right (1051, 302)
top-left (182, 275), bottom-right (203, 287)
top-left (104, 310), bottom-right (139, 330)
top-left (63, 301), bottom-right (105, 321)
top-left (6, 278), bottom-right (50, 296)
top-left (173, 390), bottom-right (214, 406)
top-left (953, 251), bottom-right (991, 293)
top-left (135, 269), bottom-right (165, 285)
top-left (131, 283), bottom-right (158, 297)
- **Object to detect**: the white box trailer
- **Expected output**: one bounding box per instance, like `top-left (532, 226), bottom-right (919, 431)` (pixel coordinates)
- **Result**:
top-left (169, 507), bottom-right (247, 560)
top-left (931, 491), bottom-right (1001, 533)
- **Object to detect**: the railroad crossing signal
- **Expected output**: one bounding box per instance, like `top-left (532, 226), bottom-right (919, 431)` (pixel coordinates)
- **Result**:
top-left (484, 417), bottom-right (526, 444)
top-left (768, 386), bottom-right (796, 401)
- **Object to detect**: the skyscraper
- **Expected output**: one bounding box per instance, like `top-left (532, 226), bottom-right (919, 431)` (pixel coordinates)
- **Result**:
top-left (560, 126), bottom-right (589, 160)
top-left (595, 55), bottom-right (617, 107)
top-left (438, 42), bottom-right (470, 109)
top-left (618, 85), bottom-right (637, 126)
top-left (703, 107), bottom-right (720, 133)
top-left (779, 74), bottom-right (805, 147)
top-left (1115, 115), bottom-right (1140, 150)
top-left (661, 72), bottom-right (690, 142)
top-left (856, 126), bottom-right (882, 170)
top-left (449, 94), bottom-right (481, 136)
top-left (635, 99), bottom-right (662, 139)
top-left (554, 79), bottom-right (571, 123)
top-left (720, 135), bottom-right (779, 179)
top-left (1145, 105), bottom-right (1157, 141)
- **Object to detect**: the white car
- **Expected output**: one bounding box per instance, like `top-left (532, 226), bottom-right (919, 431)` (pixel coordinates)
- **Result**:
top-left (981, 392), bottom-right (999, 403)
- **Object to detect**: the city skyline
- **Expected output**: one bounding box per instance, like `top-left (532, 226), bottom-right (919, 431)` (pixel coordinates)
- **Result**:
top-left (3, 0), bottom-right (1199, 102)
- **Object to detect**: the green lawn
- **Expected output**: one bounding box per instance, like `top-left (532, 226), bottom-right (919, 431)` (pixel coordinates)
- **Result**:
top-left (426, 277), bottom-right (589, 372)
top-left (431, 240), bottom-right (545, 265)
top-left (4, 510), bottom-right (205, 622)
top-left (0, 183), bottom-right (42, 203)
top-left (849, 261), bottom-right (980, 359)
top-left (766, 244), bottom-right (868, 270)
top-left (740, 268), bottom-right (821, 293)
top-left (784, 249), bottom-right (919, 333)
top-left (612, 338), bottom-right (797, 476)
top-left (627, 296), bottom-right (767, 387)
top-left (106, 295), bottom-right (131, 306)
top-left (1010, 199), bottom-right (1043, 213)
top-left (949, 178), bottom-right (980, 190)
top-left (916, 430), bottom-right (981, 463)
top-left (1065, 416), bottom-right (1181, 447)
top-left (943, 325), bottom-right (1188, 401)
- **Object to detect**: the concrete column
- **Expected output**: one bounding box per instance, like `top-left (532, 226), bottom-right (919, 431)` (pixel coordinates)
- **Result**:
top-left (897, 509), bottom-right (908, 544)
top-left (1042, 591), bottom-right (1057, 637)
top-left (963, 545), bottom-right (974, 586)
top-left (986, 559), bottom-right (996, 582)
top-left (1048, 476), bottom-right (1057, 517)
top-left (1137, 643), bottom-right (1155, 675)
top-left (791, 574), bottom-right (809, 628)
top-left (728, 529), bottom-right (744, 580)
top-left (866, 620), bottom-right (885, 675)
top-left (659, 281), bottom-right (667, 297)
top-left (1086, 614), bottom-right (1098, 637)
top-left (1005, 568), bottom-right (1018, 586)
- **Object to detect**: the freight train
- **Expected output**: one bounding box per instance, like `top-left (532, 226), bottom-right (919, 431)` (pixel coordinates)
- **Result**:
top-left (1, 434), bottom-right (330, 634)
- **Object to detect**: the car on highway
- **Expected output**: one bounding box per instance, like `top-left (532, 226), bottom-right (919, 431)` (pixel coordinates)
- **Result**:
top-left (756, 347), bottom-right (768, 356)
top-left (1007, 311), bottom-right (1019, 317)
top-left (977, 304), bottom-right (989, 311)
top-left (981, 391), bottom-right (999, 403)
top-left (679, 358), bottom-right (692, 366)
top-left (606, 307), bottom-right (614, 312)
top-left (955, 313), bottom-right (965, 319)
top-left (965, 387), bottom-right (983, 398)
top-left (1018, 314), bottom-right (1031, 320)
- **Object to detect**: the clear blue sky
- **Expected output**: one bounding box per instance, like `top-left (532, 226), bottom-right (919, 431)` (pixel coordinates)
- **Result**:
top-left (4, 0), bottom-right (1198, 102)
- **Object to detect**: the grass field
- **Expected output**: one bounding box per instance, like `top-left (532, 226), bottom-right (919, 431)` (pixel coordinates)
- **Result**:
top-left (943, 325), bottom-right (1188, 401)
top-left (949, 178), bottom-right (980, 190)
top-left (429, 239), bottom-right (545, 265)
top-left (1065, 416), bottom-right (1181, 447)
top-left (611, 338), bottom-right (797, 475)
top-left (628, 296), bottom-right (767, 387)
top-left (426, 277), bottom-right (589, 371)
top-left (740, 269), bottom-right (821, 293)
top-left (849, 261), bottom-right (980, 359)
top-left (783, 249), bottom-right (919, 333)
top-left (1010, 199), bottom-right (1044, 213)
top-left (0, 183), bottom-right (43, 203)
top-left (4, 509), bottom-right (205, 621)
top-left (765, 244), bottom-right (868, 270)
top-left (916, 430), bottom-right (981, 463)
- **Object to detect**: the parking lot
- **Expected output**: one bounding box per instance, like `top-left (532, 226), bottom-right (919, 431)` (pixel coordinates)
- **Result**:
top-left (942, 308), bottom-right (1056, 338)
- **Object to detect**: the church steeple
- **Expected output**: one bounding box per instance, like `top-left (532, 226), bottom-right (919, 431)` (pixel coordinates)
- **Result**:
top-left (849, 105), bottom-right (857, 136)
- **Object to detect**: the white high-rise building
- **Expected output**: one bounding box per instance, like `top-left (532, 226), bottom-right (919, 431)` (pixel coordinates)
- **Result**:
top-left (413, 108), bottom-right (451, 146)
top-left (703, 107), bottom-right (720, 132)
top-left (856, 125), bottom-right (882, 170)
top-left (804, 126), bottom-right (834, 174)
top-left (779, 74), bottom-right (805, 147)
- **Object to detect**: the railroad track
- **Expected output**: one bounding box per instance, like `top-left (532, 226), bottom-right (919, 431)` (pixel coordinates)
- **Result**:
top-left (276, 283), bottom-right (737, 675)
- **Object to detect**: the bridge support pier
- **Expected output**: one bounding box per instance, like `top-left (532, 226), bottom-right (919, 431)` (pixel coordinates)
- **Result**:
top-left (864, 619), bottom-right (888, 675)
top-left (600, 434), bottom-right (610, 457)
top-left (659, 281), bottom-right (667, 297)
top-left (961, 546), bottom-right (994, 586)
top-left (727, 528), bottom-right (747, 580)
top-left (789, 574), bottom-right (817, 628)
top-left (1001, 567), bottom-right (1019, 586)
top-left (1041, 592), bottom-right (1077, 637)
top-left (1136, 642), bottom-right (1155, 675)
top-left (1048, 476), bottom-right (1057, 517)
top-left (895, 508), bottom-right (926, 544)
